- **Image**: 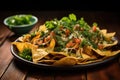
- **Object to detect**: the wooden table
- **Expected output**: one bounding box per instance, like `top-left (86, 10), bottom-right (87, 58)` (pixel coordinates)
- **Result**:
top-left (0, 11), bottom-right (120, 80)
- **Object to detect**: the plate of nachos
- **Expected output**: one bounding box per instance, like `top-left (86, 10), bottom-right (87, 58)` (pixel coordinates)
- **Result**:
top-left (11, 13), bottom-right (120, 70)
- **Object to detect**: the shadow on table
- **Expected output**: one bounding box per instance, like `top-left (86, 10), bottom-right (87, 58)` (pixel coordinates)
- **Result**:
top-left (8, 33), bottom-right (21, 42)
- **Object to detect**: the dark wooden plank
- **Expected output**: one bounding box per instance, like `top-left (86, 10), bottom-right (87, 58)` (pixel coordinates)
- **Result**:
top-left (26, 72), bottom-right (53, 80)
top-left (25, 68), bottom-right (54, 80)
top-left (26, 68), bottom-right (86, 80)
top-left (87, 60), bottom-right (120, 80)
top-left (54, 73), bottom-right (86, 80)
top-left (54, 69), bottom-right (87, 80)
top-left (0, 16), bottom-right (17, 78)
top-left (0, 24), bottom-right (12, 46)
top-left (0, 60), bottom-right (27, 80)
top-left (105, 62), bottom-right (120, 80)
top-left (26, 76), bottom-right (53, 80)
top-left (0, 39), bottom-right (13, 78)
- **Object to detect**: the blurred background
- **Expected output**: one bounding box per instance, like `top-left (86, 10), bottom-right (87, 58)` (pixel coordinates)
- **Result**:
top-left (0, 0), bottom-right (120, 29)
top-left (0, 0), bottom-right (120, 12)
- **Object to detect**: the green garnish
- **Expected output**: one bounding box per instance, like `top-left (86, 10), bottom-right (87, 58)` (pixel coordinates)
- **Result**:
top-left (19, 48), bottom-right (32, 61)
top-left (6, 14), bottom-right (32, 26)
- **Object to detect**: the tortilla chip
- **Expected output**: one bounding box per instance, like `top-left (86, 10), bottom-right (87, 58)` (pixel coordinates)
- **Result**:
top-left (12, 42), bottom-right (37, 53)
top-left (92, 48), bottom-right (106, 56)
top-left (103, 40), bottom-right (118, 48)
top-left (77, 58), bottom-right (103, 64)
top-left (77, 52), bottom-right (97, 63)
top-left (101, 29), bottom-right (116, 41)
top-left (12, 42), bottom-right (25, 53)
top-left (47, 38), bottom-right (56, 52)
top-left (92, 48), bottom-right (120, 56)
top-left (83, 46), bottom-right (93, 56)
top-left (81, 53), bottom-right (91, 59)
top-left (53, 56), bottom-right (77, 66)
top-left (38, 60), bottom-right (56, 65)
top-left (100, 29), bottom-right (107, 36)
top-left (50, 51), bottom-right (68, 57)
top-left (103, 50), bottom-right (120, 56)
top-left (32, 48), bottom-right (49, 63)
top-left (106, 32), bottom-right (116, 38)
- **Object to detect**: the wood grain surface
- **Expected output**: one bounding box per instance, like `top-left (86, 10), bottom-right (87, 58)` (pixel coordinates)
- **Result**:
top-left (0, 11), bottom-right (120, 80)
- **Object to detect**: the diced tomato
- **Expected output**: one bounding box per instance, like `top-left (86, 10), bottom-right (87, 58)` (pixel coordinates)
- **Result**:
top-left (74, 38), bottom-right (81, 43)
top-left (66, 41), bottom-right (75, 48)
top-left (44, 35), bottom-right (51, 43)
top-left (92, 26), bottom-right (97, 32)
top-left (98, 44), bottom-right (104, 50)
top-left (65, 29), bottom-right (70, 36)
top-left (50, 31), bottom-right (55, 37)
